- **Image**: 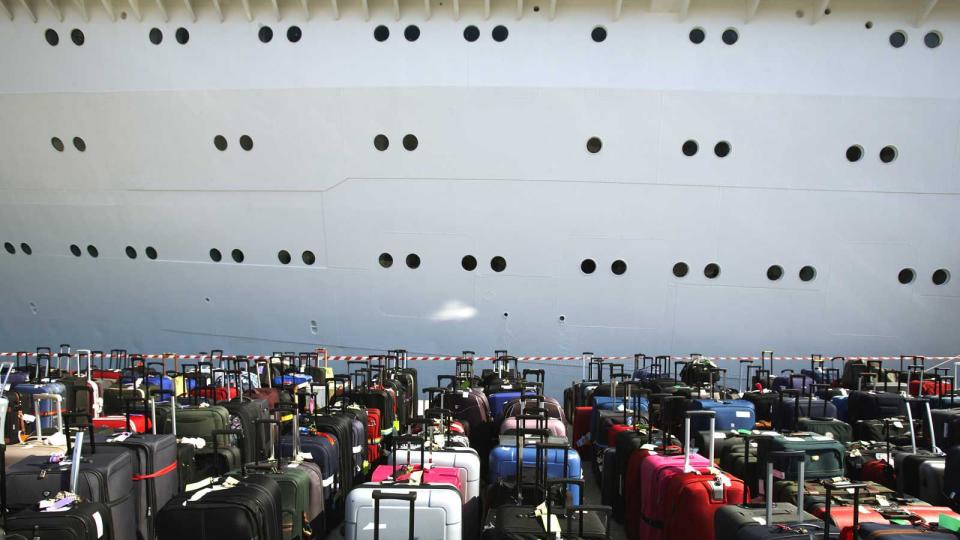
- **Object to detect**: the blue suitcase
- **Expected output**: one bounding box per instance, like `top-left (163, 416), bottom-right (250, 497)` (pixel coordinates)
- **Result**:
top-left (831, 395), bottom-right (849, 421)
top-left (489, 391), bottom-right (529, 418)
top-left (273, 373), bottom-right (313, 387)
top-left (688, 399), bottom-right (755, 431)
top-left (13, 382), bottom-right (65, 429)
top-left (281, 429), bottom-right (339, 506)
top-left (488, 444), bottom-right (582, 501)
top-left (775, 397), bottom-right (838, 431)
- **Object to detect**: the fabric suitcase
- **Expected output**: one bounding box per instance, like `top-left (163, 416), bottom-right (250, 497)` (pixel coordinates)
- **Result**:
top-left (157, 473), bottom-right (283, 540)
top-left (848, 391), bottom-right (906, 423)
top-left (742, 391), bottom-right (779, 423)
top-left (281, 429), bottom-right (339, 504)
top-left (4, 500), bottom-right (115, 540)
top-left (764, 433), bottom-right (844, 480)
top-left (856, 523), bottom-right (958, 539)
top-left (345, 484), bottom-right (462, 540)
top-left (797, 417), bottom-right (853, 443)
top-left (910, 378), bottom-right (953, 397)
top-left (775, 395), bottom-right (838, 431)
top-left (932, 408), bottom-right (960, 449)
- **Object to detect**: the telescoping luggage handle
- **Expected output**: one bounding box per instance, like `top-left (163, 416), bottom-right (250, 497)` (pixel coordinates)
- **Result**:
top-left (371, 490), bottom-right (416, 540)
top-left (613, 379), bottom-right (649, 427)
top-left (683, 410), bottom-right (715, 473)
top-left (822, 479), bottom-right (869, 539)
top-left (31, 393), bottom-right (65, 443)
top-left (765, 450), bottom-right (806, 526)
top-left (904, 396), bottom-right (940, 454)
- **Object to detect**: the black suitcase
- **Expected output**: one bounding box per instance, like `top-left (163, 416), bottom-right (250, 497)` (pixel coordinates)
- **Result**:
top-left (742, 390), bottom-right (779, 424)
top-left (6, 424), bottom-right (138, 540)
top-left (848, 390), bottom-right (906, 423)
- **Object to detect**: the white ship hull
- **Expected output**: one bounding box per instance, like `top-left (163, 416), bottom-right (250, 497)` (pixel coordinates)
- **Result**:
top-left (0, 0), bottom-right (958, 357)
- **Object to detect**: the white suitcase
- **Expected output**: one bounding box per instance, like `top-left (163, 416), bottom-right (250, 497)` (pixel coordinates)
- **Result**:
top-left (345, 484), bottom-right (462, 540)
top-left (391, 447), bottom-right (480, 540)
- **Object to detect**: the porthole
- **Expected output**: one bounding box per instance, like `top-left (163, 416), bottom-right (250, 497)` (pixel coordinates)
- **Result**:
top-left (259, 26), bottom-right (274, 43)
top-left (51, 137), bottom-right (64, 152)
top-left (933, 269), bottom-right (950, 286)
top-left (767, 265), bottom-right (783, 281)
top-left (492, 25), bottom-right (509, 42)
top-left (714, 141), bottom-right (731, 158)
top-left (879, 146), bottom-right (897, 163)
top-left (231, 249), bottom-right (244, 263)
top-left (45, 29), bottom-right (59, 46)
top-left (239, 135), bottom-right (254, 151)
top-left (865, 21), bottom-right (873, 29)
top-left (704, 263), bottom-right (720, 279)
top-left (70, 29), bottom-right (84, 46)
top-left (463, 25), bottom-right (479, 42)
top-left (491, 256), bottom-right (506, 272)
top-left (611, 260), bottom-right (627, 275)
top-left (374, 134), bottom-right (389, 151)
top-left (404, 25), bottom-right (420, 42)
top-left (824, 8), bottom-right (831, 15)
top-left (591, 26), bottom-right (607, 43)
top-left (287, 26), bottom-right (302, 43)
top-left (846, 145), bottom-right (863, 162)
top-left (673, 262), bottom-right (689, 278)
top-left (149, 28), bottom-right (162, 45)
top-left (889, 30), bottom-right (907, 48)
top-left (581, 259), bottom-right (596, 275)
top-left (924, 31), bottom-right (942, 49)
top-left (175, 27), bottom-right (189, 45)
top-left (4, 242), bottom-right (15, 255)
top-left (799, 265), bottom-right (816, 282)
top-left (145, 246), bottom-right (157, 260)
top-left (402, 134), bottom-right (418, 151)
top-left (302, 251), bottom-right (316, 265)
top-left (20, 243), bottom-right (32, 255)
top-left (70, 244), bottom-right (82, 257)
top-left (87, 245), bottom-right (98, 258)
top-left (125, 246), bottom-right (137, 259)
top-left (374, 25), bottom-right (390, 42)
top-left (209, 248), bottom-right (222, 262)
top-left (406, 253), bottom-right (421, 269)
top-left (682, 140), bottom-right (698, 156)
top-left (73, 137), bottom-right (86, 152)
top-left (586, 137), bottom-right (602, 154)
top-left (795, 9), bottom-right (804, 18)
top-left (721, 28), bottom-right (739, 45)
top-left (378, 252), bottom-right (393, 268)
top-left (278, 250), bottom-right (291, 265)
top-left (214, 135), bottom-right (228, 151)
top-left (689, 27), bottom-right (705, 44)
top-left (461, 255), bottom-right (477, 271)
top-left (898, 268), bottom-right (915, 284)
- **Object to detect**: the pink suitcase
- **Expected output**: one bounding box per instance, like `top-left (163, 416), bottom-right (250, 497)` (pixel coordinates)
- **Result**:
top-left (638, 415), bottom-right (711, 540)
top-left (370, 463), bottom-right (464, 493)
top-left (499, 416), bottom-right (567, 439)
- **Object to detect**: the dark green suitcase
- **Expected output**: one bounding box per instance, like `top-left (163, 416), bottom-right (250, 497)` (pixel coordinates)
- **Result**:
top-left (762, 433), bottom-right (844, 480)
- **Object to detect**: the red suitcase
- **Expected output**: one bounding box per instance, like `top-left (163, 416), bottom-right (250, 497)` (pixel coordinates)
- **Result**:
top-left (573, 406), bottom-right (593, 456)
top-left (910, 379), bottom-right (952, 397)
top-left (92, 414), bottom-right (151, 433)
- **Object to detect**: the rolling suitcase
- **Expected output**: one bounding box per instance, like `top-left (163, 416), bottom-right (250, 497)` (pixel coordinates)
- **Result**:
top-left (795, 387), bottom-right (853, 443)
top-left (489, 422), bottom-right (582, 503)
top-left (5, 393), bottom-right (69, 466)
top-left (345, 485), bottom-right (462, 539)
top-left (893, 398), bottom-right (945, 498)
top-left (764, 432), bottom-right (845, 480)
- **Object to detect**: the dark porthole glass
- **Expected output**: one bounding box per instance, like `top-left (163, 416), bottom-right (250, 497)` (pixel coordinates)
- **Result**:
top-left (581, 259), bottom-right (596, 274)
top-left (611, 260), bottom-right (627, 275)
top-left (673, 262), bottom-right (689, 277)
top-left (767, 265), bottom-right (783, 281)
top-left (51, 137), bottom-right (64, 152)
top-left (889, 30), bottom-right (907, 48)
top-left (932, 269), bottom-right (950, 286)
top-left (73, 137), bottom-right (86, 152)
top-left (721, 28), bottom-right (739, 45)
top-left (404, 25), bottom-right (420, 42)
top-left (259, 26), bottom-right (274, 43)
top-left (924, 31), bottom-right (942, 49)
top-left (704, 263), bottom-right (720, 279)
top-left (125, 246), bottom-right (137, 259)
top-left (239, 135), bottom-right (253, 151)
top-left (149, 28), bottom-right (163, 45)
top-left (145, 246), bottom-right (158, 259)
top-left (846, 145), bottom-right (863, 162)
top-left (175, 27), bottom-right (189, 44)
top-left (287, 26), bottom-right (302, 43)
top-left (374, 25), bottom-right (389, 42)
top-left (209, 248), bottom-right (222, 262)
top-left (71, 29), bottom-right (84, 46)
top-left (87, 245), bottom-right (99, 258)
top-left (20, 243), bottom-right (32, 255)
top-left (302, 250), bottom-right (316, 265)
top-left (4, 242), bottom-right (15, 255)
top-left (374, 134), bottom-right (389, 151)
top-left (898, 268), bottom-right (915, 284)
top-left (402, 134), bottom-right (418, 151)
top-left (278, 250), bottom-right (291, 265)
top-left (682, 140), bottom-right (698, 156)
top-left (492, 25), bottom-right (509, 42)
top-left (45, 29), bottom-right (59, 46)
top-left (591, 26), bottom-right (607, 42)
top-left (714, 141), bottom-right (731, 158)
top-left (463, 25), bottom-right (479, 42)
top-left (70, 244), bottom-right (82, 257)
top-left (378, 252), bottom-right (393, 268)
top-left (406, 253), bottom-right (421, 269)
top-left (214, 135), bottom-right (227, 151)
top-left (231, 249), bottom-right (244, 263)
top-left (491, 256), bottom-right (506, 272)
top-left (586, 137), bottom-right (602, 154)
top-left (689, 27), bottom-right (705, 44)
top-left (799, 265), bottom-right (817, 282)
top-left (879, 146), bottom-right (897, 163)
top-left (461, 255), bottom-right (477, 271)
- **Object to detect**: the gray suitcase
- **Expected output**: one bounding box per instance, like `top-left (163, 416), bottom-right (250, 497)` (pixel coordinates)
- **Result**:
top-left (918, 460), bottom-right (948, 506)
top-left (345, 484), bottom-right (462, 540)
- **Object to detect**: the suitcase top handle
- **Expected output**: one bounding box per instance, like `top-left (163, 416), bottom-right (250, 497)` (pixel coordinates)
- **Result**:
top-left (566, 505), bottom-right (613, 538)
top-left (821, 480), bottom-right (870, 537)
top-left (683, 410), bottom-right (715, 471)
top-left (765, 450), bottom-right (806, 525)
top-left (371, 490), bottom-right (417, 540)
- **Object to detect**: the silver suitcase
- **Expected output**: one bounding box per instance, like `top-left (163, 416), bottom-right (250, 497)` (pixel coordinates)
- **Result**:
top-left (345, 484), bottom-right (462, 540)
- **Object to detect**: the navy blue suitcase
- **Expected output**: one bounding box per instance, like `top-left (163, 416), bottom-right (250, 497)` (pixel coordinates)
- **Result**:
top-left (688, 399), bottom-right (756, 431)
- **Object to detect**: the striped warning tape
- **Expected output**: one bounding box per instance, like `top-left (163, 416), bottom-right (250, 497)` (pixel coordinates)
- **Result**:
top-left (0, 352), bottom-right (957, 362)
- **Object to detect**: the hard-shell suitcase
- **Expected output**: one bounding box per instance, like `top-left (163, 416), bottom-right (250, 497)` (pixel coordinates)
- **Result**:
top-left (893, 398), bottom-right (946, 498)
top-left (345, 485), bottom-right (462, 540)
top-left (500, 415), bottom-right (567, 438)
top-left (764, 432), bottom-right (845, 480)
top-left (5, 393), bottom-right (69, 466)
top-left (573, 406), bottom-right (594, 454)
top-left (688, 398), bottom-right (756, 431)
top-left (13, 381), bottom-right (66, 430)
top-left (917, 459), bottom-right (948, 506)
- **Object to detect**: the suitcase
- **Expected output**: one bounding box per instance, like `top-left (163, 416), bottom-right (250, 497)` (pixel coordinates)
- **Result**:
top-left (489, 423), bottom-right (582, 503)
top-left (371, 435), bottom-right (465, 495)
top-left (854, 417), bottom-right (914, 445)
top-left (932, 408), bottom-right (960, 449)
top-left (13, 381), bottom-right (66, 430)
top-left (856, 523), bottom-right (959, 539)
top-left (775, 390), bottom-right (838, 431)
top-left (917, 459), bottom-right (949, 506)
top-left (281, 425), bottom-right (339, 506)
top-left (500, 415), bottom-right (567, 438)
top-left (5, 392), bottom-right (69, 466)
top-left (345, 484), bottom-right (462, 539)
top-left (764, 432), bottom-right (845, 480)
top-left (155, 401), bottom-right (240, 477)
top-left (659, 410), bottom-right (747, 540)
top-left (713, 450), bottom-right (818, 539)
top-left (688, 398), bottom-right (756, 431)
top-left (6, 425), bottom-right (138, 540)
top-left (848, 390), bottom-right (906, 423)
top-left (893, 398), bottom-right (946, 498)
top-left (742, 390), bottom-right (779, 423)
top-left (573, 406), bottom-right (594, 455)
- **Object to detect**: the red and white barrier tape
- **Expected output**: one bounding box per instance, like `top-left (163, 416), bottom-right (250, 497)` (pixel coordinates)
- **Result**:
top-left (1, 352), bottom-right (957, 362)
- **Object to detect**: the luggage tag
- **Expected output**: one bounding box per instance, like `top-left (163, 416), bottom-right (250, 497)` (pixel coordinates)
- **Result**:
top-left (534, 502), bottom-right (562, 537)
top-left (107, 432), bottom-right (132, 443)
top-left (22, 413), bottom-right (36, 423)
top-left (39, 495), bottom-right (78, 512)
